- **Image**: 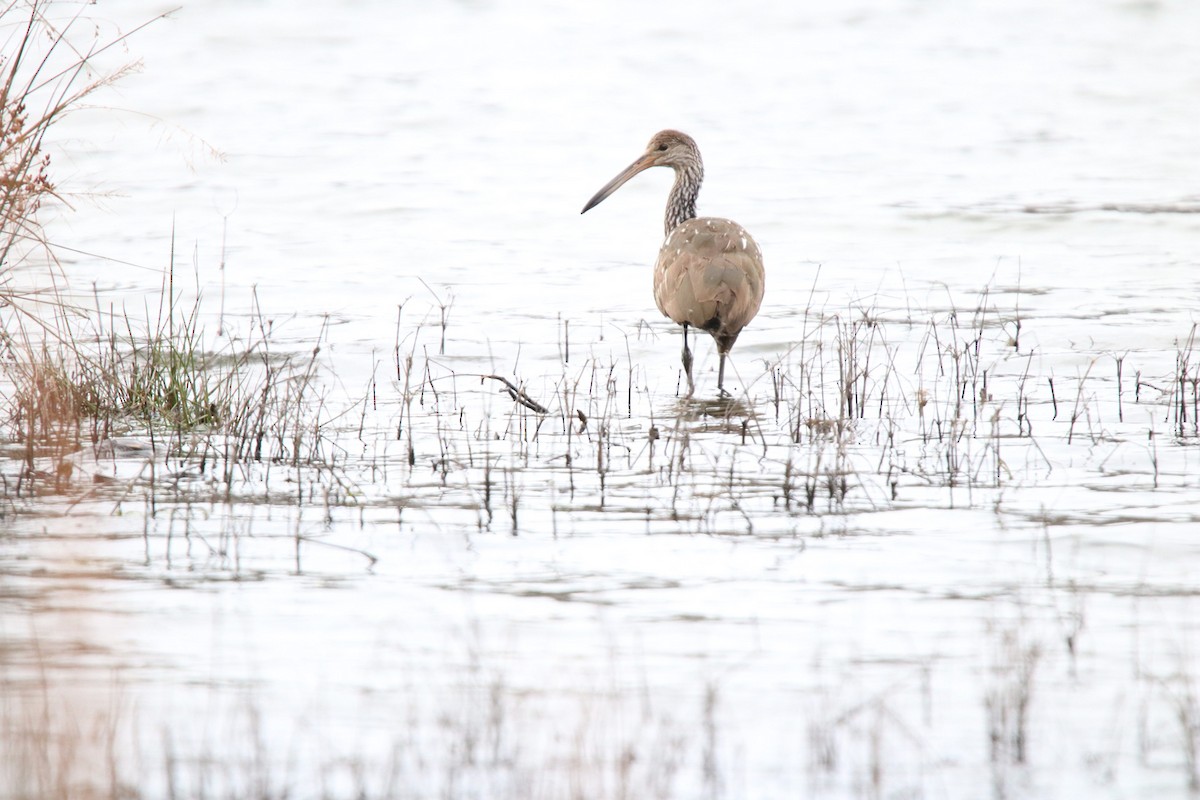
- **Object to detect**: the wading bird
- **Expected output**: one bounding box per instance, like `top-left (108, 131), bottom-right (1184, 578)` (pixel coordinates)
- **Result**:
top-left (581, 129), bottom-right (765, 397)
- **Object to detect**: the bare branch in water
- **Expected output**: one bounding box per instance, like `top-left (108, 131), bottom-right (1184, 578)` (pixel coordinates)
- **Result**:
top-left (481, 374), bottom-right (549, 414)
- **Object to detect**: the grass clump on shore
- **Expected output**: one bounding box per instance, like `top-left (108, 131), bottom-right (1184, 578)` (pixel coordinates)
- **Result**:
top-left (0, 2), bottom-right (333, 498)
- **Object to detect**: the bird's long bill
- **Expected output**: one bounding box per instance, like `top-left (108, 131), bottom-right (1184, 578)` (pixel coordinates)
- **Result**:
top-left (581, 153), bottom-right (656, 214)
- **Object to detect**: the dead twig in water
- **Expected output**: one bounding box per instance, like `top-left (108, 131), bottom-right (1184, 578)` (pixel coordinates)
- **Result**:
top-left (480, 374), bottom-right (549, 414)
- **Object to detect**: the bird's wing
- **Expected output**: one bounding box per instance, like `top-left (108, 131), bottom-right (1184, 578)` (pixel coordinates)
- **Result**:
top-left (654, 218), bottom-right (764, 335)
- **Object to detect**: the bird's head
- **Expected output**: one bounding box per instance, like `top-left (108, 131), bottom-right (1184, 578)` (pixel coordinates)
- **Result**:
top-left (581, 129), bottom-right (701, 215)
top-left (641, 129), bottom-right (699, 169)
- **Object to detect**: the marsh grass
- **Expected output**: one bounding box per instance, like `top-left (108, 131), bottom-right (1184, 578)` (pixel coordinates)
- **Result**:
top-left (0, 1), bottom-right (161, 289)
top-left (2, 239), bottom-right (340, 502)
top-left (1170, 323), bottom-right (1200, 439)
top-left (0, 3), bottom-right (344, 504)
top-left (0, 0), bottom-right (147, 493)
top-left (0, 2), bottom-right (128, 465)
top-left (357, 277), bottom-right (1200, 542)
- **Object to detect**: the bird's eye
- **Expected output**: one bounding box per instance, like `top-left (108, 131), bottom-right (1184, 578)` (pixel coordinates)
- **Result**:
top-left (656, 144), bottom-right (668, 152)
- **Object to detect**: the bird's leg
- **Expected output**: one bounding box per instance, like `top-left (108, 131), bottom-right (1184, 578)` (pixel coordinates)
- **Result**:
top-left (681, 323), bottom-right (695, 397)
top-left (717, 352), bottom-right (731, 398)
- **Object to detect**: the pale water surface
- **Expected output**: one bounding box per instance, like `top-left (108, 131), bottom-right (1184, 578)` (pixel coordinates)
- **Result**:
top-left (4, 0), bottom-right (1200, 798)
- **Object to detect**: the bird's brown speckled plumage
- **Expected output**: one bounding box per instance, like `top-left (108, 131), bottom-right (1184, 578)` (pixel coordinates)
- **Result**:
top-left (581, 130), bottom-right (765, 396)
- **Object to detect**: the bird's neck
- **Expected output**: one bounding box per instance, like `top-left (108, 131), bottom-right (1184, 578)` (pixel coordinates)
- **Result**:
top-left (665, 161), bottom-right (703, 235)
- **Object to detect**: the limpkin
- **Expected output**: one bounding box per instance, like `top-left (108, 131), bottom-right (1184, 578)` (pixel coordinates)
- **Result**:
top-left (581, 129), bottom-right (765, 397)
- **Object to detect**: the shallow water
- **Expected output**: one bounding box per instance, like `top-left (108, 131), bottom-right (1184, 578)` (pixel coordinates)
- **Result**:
top-left (4, 0), bottom-right (1200, 797)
